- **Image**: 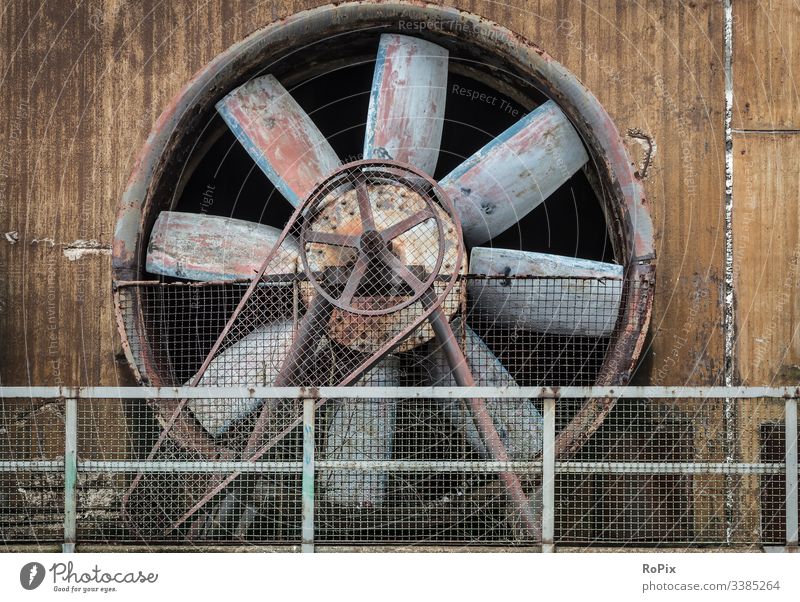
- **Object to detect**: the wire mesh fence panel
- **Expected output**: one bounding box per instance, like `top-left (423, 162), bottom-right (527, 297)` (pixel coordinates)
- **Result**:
top-left (554, 398), bottom-right (788, 547)
top-left (315, 399), bottom-right (542, 545)
top-left (3, 272), bottom-right (796, 547)
top-left (758, 420), bottom-right (790, 545)
top-left (110, 274), bottom-right (617, 545)
top-left (78, 468), bottom-right (302, 544)
top-left (0, 469), bottom-right (64, 545)
top-left (0, 395), bottom-right (65, 544)
top-left (2, 392), bottom-right (797, 548)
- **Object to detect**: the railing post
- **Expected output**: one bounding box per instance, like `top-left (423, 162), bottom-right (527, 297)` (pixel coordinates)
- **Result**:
top-left (301, 397), bottom-right (315, 553)
top-left (541, 397), bottom-right (555, 553)
top-left (786, 397), bottom-right (798, 549)
top-left (63, 397), bottom-right (77, 553)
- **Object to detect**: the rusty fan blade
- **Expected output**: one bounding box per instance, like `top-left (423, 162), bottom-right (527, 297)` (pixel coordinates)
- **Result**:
top-left (363, 34), bottom-right (448, 175)
top-left (146, 211), bottom-right (299, 281)
top-left (439, 100), bottom-right (589, 246)
top-left (468, 247), bottom-right (623, 337)
top-left (217, 74), bottom-right (340, 206)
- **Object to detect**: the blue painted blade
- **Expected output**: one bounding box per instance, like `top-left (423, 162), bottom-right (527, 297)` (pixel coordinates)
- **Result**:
top-left (146, 211), bottom-right (299, 281)
top-left (217, 74), bottom-right (340, 207)
top-left (364, 34), bottom-right (448, 175)
top-left (468, 247), bottom-right (623, 337)
top-left (440, 100), bottom-right (589, 246)
top-left (323, 356), bottom-right (402, 508)
top-left (427, 318), bottom-right (544, 459)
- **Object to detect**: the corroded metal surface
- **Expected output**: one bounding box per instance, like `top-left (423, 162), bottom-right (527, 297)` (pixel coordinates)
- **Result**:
top-left (163, 160), bottom-right (468, 531)
top-left (468, 247), bottom-right (623, 337)
top-left (364, 34), bottom-right (448, 174)
top-left (146, 212), bottom-right (299, 281)
top-left (555, 263), bottom-right (655, 458)
top-left (112, 1), bottom-right (655, 485)
top-left (217, 74), bottom-right (340, 207)
top-left (439, 100), bottom-right (589, 247)
top-left (302, 179), bottom-right (462, 351)
top-left (425, 299), bottom-right (539, 538)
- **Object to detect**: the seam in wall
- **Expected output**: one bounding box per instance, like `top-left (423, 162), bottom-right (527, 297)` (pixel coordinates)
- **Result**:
top-left (723, 0), bottom-right (736, 546)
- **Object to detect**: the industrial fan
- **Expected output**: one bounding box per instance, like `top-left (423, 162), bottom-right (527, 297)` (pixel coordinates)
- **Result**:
top-left (122, 33), bottom-right (629, 539)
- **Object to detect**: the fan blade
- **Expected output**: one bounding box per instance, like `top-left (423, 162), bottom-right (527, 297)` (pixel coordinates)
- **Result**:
top-left (323, 356), bottom-right (402, 508)
top-left (426, 317), bottom-right (543, 460)
top-left (363, 34), bottom-right (448, 174)
top-left (440, 100), bottom-right (589, 246)
top-left (146, 211), bottom-right (299, 281)
top-left (468, 247), bottom-right (623, 337)
top-left (217, 74), bottom-right (340, 206)
top-left (188, 319), bottom-right (296, 435)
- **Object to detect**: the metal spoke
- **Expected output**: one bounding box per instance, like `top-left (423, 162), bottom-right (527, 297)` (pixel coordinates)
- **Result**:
top-left (339, 254), bottom-right (368, 305)
top-left (424, 297), bottom-right (539, 539)
top-left (380, 210), bottom-right (434, 241)
top-left (356, 183), bottom-right (375, 230)
top-left (378, 247), bottom-right (427, 295)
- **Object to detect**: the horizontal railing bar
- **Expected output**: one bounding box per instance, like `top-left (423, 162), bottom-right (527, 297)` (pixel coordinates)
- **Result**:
top-left (1, 385), bottom-right (799, 400)
top-left (78, 460), bottom-right (540, 473)
top-left (0, 461), bottom-right (64, 472)
top-left (80, 461), bottom-right (302, 473)
top-left (65, 460), bottom-right (790, 475)
top-left (555, 462), bottom-right (786, 475)
top-left (1, 460), bottom-right (790, 475)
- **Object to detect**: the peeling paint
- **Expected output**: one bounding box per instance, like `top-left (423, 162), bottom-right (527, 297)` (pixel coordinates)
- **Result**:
top-left (63, 240), bottom-right (112, 261)
top-left (440, 100), bottom-right (589, 246)
top-left (111, 1), bottom-right (655, 473)
top-left (30, 237), bottom-right (56, 247)
top-left (217, 74), bottom-right (340, 206)
top-left (364, 33), bottom-right (448, 175)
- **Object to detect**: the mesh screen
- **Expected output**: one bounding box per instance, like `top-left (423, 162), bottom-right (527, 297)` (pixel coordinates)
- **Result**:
top-left (3, 276), bottom-right (797, 547)
top-left (0, 395), bottom-right (64, 546)
top-left (99, 274), bottom-right (614, 544)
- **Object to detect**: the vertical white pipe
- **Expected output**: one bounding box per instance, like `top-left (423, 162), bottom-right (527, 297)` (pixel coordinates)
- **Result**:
top-left (63, 397), bottom-right (77, 553)
top-left (541, 398), bottom-right (555, 553)
top-left (302, 397), bottom-right (315, 553)
top-left (786, 398), bottom-right (798, 547)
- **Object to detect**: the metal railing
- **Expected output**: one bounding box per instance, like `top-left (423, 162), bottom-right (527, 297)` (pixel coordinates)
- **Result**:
top-left (1, 386), bottom-right (797, 552)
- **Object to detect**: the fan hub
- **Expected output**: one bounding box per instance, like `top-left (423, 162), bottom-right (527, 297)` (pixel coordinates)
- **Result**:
top-left (298, 161), bottom-right (465, 352)
top-left (359, 229), bottom-right (387, 256)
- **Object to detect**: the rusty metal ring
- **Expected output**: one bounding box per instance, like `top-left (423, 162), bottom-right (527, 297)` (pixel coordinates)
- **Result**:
top-left (299, 160), bottom-right (456, 317)
top-left (112, 2), bottom-right (656, 461)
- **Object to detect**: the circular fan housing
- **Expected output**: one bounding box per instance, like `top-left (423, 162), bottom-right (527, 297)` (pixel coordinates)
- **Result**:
top-left (299, 160), bottom-right (464, 353)
top-left (112, 2), bottom-right (655, 460)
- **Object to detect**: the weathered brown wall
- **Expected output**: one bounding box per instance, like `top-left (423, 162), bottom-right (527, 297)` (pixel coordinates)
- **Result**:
top-left (0, 1), bottom-right (727, 380)
top-left (730, 0), bottom-right (800, 538)
top-left (13, 2), bottom-right (798, 531)
top-left (733, 0), bottom-right (800, 387)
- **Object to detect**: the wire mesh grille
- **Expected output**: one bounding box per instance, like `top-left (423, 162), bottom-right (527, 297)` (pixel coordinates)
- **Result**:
top-left (1, 395), bottom-right (795, 547)
top-left (0, 469), bottom-right (64, 544)
top-left (3, 276), bottom-right (797, 547)
top-left (118, 275), bottom-right (617, 387)
top-left (0, 395), bottom-right (64, 545)
top-left (103, 274), bottom-right (615, 544)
